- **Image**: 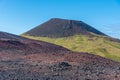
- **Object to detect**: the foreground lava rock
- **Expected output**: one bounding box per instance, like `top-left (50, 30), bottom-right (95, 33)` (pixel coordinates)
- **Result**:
top-left (0, 31), bottom-right (120, 80)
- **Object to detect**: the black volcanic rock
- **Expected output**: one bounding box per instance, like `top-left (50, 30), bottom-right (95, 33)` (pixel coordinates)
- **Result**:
top-left (24, 18), bottom-right (106, 37)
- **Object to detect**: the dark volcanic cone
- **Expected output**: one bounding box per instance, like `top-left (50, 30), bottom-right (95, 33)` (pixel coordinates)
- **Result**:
top-left (24, 18), bottom-right (106, 37)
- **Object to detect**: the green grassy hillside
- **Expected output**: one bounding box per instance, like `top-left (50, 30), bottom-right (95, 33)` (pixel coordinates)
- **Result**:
top-left (21, 34), bottom-right (120, 62)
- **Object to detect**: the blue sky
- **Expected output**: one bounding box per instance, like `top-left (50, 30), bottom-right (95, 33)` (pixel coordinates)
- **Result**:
top-left (0, 0), bottom-right (120, 39)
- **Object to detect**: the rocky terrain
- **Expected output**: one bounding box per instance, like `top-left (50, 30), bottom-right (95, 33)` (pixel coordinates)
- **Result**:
top-left (0, 31), bottom-right (120, 80)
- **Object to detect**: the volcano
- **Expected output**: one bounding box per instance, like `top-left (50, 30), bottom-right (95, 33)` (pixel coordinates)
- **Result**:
top-left (1, 31), bottom-right (120, 79)
top-left (22, 18), bottom-right (120, 62)
top-left (24, 18), bottom-right (106, 37)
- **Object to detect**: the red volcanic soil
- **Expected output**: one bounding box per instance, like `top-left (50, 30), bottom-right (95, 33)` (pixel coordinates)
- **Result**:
top-left (0, 39), bottom-right (69, 55)
top-left (0, 32), bottom-right (120, 80)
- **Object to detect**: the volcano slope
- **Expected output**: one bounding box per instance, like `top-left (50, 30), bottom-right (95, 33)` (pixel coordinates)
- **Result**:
top-left (22, 18), bottom-right (120, 62)
top-left (0, 32), bottom-right (120, 80)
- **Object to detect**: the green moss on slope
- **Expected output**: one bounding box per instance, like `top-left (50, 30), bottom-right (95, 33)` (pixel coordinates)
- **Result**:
top-left (21, 34), bottom-right (120, 62)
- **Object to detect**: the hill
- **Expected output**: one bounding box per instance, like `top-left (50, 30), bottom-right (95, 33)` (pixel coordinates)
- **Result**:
top-left (24, 18), bottom-right (106, 37)
top-left (0, 31), bottom-right (27, 40)
top-left (22, 18), bottom-right (120, 62)
top-left (0, 31), bottom-right (69, 55)
top-left (1, 31), bottom-right (120, 79)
